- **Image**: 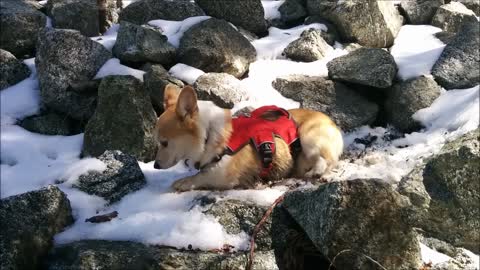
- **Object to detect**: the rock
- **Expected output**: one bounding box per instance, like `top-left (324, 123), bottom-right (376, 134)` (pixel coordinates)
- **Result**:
top-left (458, 0), bottom-right (480, 15)
top-left (0, 186), bottom-right (73, 270)
top-left (344, 42), bottom-right (363, 52)
top-left (112, 21), bottom-right (176, 66)
top-left (283, 28), bottom-right (332, 62)
top-left (385, 76), bottom-right (442, 132)
top-left (281, 179), bottom-right (421, 270)
top-left (195, 0), bottom-right (267, 35)
top-left (431, 22), bottom-right (480, 90)
top-left (273, 75), bottom-right (379, 131)
top-left (0, 0), bottom-right (46, 57)
top-left (75, 150), bottom-right (146, 203)
top-left (431, 2), bottom-right (478, 34)
top-left (83, 75), bottom-right (157, 162)
top-left (46, 0), bottom-right (120, 37)
top-left (47, 240), bottom-right (278, 270)
top-left (0, 49), bottom-right (31, 90)
top-left (143, 64), bottom-right (184, 115)
top-left (204, 199), bottom-right (271, 250)
top-left (193, 73), bottom-right (248, 109)
top-left (304, 16), bottom-right (340, 46)
top-left (178, 18), bottom-right (257, 78)
top-left (399, 0), bottom-right (444, 25)
top-left (398, 129), bottom-right (480, 253)
top-left (434, 31), bottom-right (456, 44)
top-left (306, 0), bottom-right (404, 48)
top-left (327, 48), bottom-right (397, 88)
top-left (19, 111), bottom-right (83, 136)
top-left (278, 0), bottom-right (308, 25)
top-left (35, 28), bottom-right (111, 121)
top-left (119, 0), bottom-right (204, 25)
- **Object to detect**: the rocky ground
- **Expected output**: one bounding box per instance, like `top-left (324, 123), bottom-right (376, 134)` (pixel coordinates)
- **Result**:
top-left (1, 0), bottom-right (479, 269)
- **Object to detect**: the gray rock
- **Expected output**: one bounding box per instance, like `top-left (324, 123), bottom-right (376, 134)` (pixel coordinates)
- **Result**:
top-left (112, 21), bottom-right (176, 65)
top-left (83, 75), bottom-right (157, 162)
top-left (278, 0), bottom-right (308, 25)
top-left (19, 112), bottom-right (82, 136)
top-left (283, 28), bottom-right (332, 62)
top-left (385, 76), bottom-right (442, 132)
top-left (304, 16), bottom-right (340, 46)
top-left (119, 0), bottom-right (204, 25)
top-left (204, 199), bottom-right (271, 250)
top-left (35, 28), bottom-right (111, 121)
top-left (0, 0), bottom-right (46, 57)
top-left (432, 22), bottom-right (480, 89)
top-left (431, 2), bottom-right (478, 34)
top-left (327, 48), bottom-right (398, 88)
top-left (193, 73), bottom-right (248, 109)
top-left (46, 0), bottom-right (120, 37)
top-left (143, 64), bottom-right (184, 115)
top-left (195, 0), bottom-right (267, 35)
top-left (0, 49), bottom-right (31, 90)
top-left (306, 0), bottom-right (404, 48)
top-left (399, 0), bottom-right (444, 25)
top-left (47, 240), bottom-right (278, 270)
top-left (282, 179), bottom-right (421, 270)
top-left (434, 31), bottom-right (456, 44)
top-left (458, 0), bottom-right (480, 15)
top-left (398, 129), bottom-right (480, 252)
top-left (273, 75), bottom-right (379, 131)
top-left (75, 150), bottom-right (146, 203)
top-left (179, 18), bottom-right (257, 78)
top-left (0, 186), bottom-right (73, 270)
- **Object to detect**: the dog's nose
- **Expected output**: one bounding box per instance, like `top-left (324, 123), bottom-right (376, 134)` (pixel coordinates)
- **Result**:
top-left (153, 161), bottom-right (161, 170)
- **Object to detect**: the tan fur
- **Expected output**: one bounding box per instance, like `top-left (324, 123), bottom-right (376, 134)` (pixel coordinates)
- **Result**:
top-left (154, 85), bottom-right (344, 191)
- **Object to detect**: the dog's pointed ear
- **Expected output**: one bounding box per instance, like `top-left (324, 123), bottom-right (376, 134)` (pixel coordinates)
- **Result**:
top-left (163, 84), bottom-right (181, 110)
top-left (176, 85), bottom-right (198, 120)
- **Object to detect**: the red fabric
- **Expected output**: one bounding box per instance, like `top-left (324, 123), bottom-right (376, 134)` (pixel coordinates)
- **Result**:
top-left (226, 106), bottom-right (298, 177)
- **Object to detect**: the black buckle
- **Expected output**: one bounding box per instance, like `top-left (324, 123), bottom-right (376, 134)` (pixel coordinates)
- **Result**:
top-left (259, 143), bottom-right (273, 168)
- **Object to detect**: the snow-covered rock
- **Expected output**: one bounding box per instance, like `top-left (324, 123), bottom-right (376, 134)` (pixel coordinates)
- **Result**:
top-left (431, 2), bottom-right (477, 34)
top-left (193, 73), bottom-right (249, 109)
top-left (399, 0), bottom-right (444, 25)
top-left (0, 49), bottom-right (31, 90)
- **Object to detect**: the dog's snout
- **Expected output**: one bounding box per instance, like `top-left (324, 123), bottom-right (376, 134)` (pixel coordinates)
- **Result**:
top-left (153, 161), bottom-right (161, 170)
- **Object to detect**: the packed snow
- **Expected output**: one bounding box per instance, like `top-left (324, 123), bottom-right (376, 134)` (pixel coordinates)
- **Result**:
top-left (1, 15), bottom-right (479, 266)
top-left (262, 0), bottom-right (285, 20)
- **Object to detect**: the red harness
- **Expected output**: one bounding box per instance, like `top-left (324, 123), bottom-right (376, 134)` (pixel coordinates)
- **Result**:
top-left (226, 105), bottom-right (299, 177)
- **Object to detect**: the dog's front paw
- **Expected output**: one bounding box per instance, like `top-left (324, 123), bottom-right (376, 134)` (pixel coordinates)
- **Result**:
top-left (172, 178), bottom-right (196, 192)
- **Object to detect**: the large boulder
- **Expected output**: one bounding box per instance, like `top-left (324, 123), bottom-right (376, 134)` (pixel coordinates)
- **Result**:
top-left (327, 48), bottom-right (397, 88)
top-left (193, 73), bottom-right (249, 109)
top-left (385, 76), bottom-right (442, 132)
top-left (119, 0), bottom-right (204, 25)
top-left (83, 75), bottom-right (157, 162)
top-left (74, 150), bottom-right (146, 203)
top-left (431, 2), bottom-right (478, 34)
top-left (35, 28), bottom-right (111, 121)
top-left (0, 0), bottom-right (46, 57)
top-left (143, 64), bottom-right (184, 115)
top-left (281, 179), bottom-right (421, 270)
top-left (178, 18), bottom-right (257, 78)
top-left (399, 0), bottom-right (444, 25)
top-left (398, 129), bottom-right (480, 253)
top-left (19, 111), bottom-right (83, 136)
top-left (431, 22), bottom-right (480, 90)
top-left (306, 0), bottom-right (404, 48)
top-left (0, 49), bottom-right (31, 90)
top-left (45, 0), bottom-right (120, 37)
top-left (278, 0), bottom-right (308, 26)
top-left (112, 21), bottom-right (176, 66)
top-left (0, 186), bottom-right (73, 270)
top-left (47, 240), bottom-right (278, 270)
top-left (283, 28), bottom-right (332, 62)
top-left (195, 0), bottom-right (268, 35)
top-left (273, 75), bottom-right (379, 131)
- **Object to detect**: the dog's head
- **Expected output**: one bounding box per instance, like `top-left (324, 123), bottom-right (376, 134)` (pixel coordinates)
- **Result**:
top-left (153, 84), bottom-right (203, 170)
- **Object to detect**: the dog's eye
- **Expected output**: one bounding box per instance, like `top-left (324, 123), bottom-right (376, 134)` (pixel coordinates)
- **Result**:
top-left (160, 141), bottom-right (168, 147)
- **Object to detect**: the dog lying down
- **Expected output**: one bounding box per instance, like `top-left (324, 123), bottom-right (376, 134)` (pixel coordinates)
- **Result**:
top-left (153, 84), bottom-right (344, 192)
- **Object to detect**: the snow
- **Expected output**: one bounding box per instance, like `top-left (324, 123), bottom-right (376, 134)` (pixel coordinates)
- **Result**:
top-left (390, 25), bottom-right (446, 81)
top-left (262, 0), bottom-right (285, 20)
top-left (91, 24), bottom-right (120, 51)
top-left (148, 16), bottom-right (211, 48)
top-left (169, 63), bottom-right (205, 85)
top-left (420, 243), bottom-right (452, 265)
top-left (94, 58), bottom-right (145, 81)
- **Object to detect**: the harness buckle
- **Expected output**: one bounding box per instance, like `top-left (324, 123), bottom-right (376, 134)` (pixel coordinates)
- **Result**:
top-left (259, 143), bottom-right (273, 168)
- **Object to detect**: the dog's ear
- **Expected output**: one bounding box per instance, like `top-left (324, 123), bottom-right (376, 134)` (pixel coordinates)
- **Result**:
top-left (163, 84), bottom-right (181, 110)
top-left (176, 85), bottom-right (198, 121)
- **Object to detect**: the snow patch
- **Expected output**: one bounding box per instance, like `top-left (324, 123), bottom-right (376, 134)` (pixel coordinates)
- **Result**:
top-left (148, 16), bottom-right (211, 48)
top-left (94, 58), bottom-right (145, 81)
top-left (262, 0), bottom-right (285, 20)
top-left (91, 24), bottom-right (120, 51)
top-left (169, 63), bottom-right (205, 85)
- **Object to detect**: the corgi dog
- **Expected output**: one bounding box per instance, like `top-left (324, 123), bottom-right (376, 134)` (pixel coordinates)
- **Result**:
top-left (153, 84), bottom-right (343, 192)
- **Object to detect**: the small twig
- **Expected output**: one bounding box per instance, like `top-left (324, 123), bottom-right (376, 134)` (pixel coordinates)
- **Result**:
top-left (328, 249), bottom-right (388, 270)
top-left (85, 211), bottom-right (118, 223)
top-left (246, 193), bottom-right (286, 270)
